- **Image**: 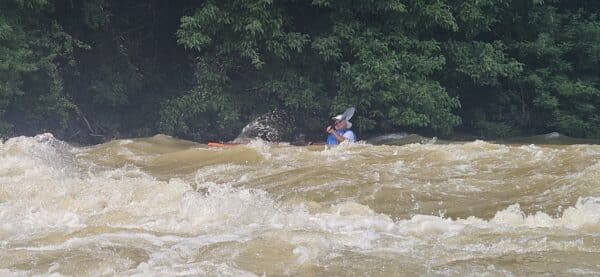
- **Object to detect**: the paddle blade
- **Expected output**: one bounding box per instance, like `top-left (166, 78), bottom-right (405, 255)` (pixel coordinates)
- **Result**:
top-left (341, 107), bottom-right (356, 121)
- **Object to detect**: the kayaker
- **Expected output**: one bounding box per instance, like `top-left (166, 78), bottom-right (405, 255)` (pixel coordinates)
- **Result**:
top-left (326, 114), bottom-right (356, 145)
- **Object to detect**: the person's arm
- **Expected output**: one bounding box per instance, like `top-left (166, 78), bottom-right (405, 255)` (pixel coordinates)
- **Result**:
top-left (332, 132), bottom-right (346, 142)
top-left (326, 127), bottom-right (346, 142)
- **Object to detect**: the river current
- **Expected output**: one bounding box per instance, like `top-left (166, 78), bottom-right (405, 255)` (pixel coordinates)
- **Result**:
top-left (1, 133), bottom-right (599, 276)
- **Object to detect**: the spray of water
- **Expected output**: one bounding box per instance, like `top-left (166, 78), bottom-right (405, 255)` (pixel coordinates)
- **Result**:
top-left (234, 110), bottom-right (292, 143)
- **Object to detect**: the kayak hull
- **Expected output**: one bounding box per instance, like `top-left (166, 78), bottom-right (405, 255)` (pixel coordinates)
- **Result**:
top-left (207, 142), bottom-right (241, 148)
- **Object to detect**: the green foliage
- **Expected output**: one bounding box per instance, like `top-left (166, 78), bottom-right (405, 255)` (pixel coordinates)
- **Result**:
top-left (453, 0), bottom-right (508, 38)
top-left (0, 0), bottom-right (84, 136)
top-left (445, 0), bottom-right (600, 138)
top-left (172, 0), bottom-right (462, 138)
top-left (82, 0), bottom-right (109, 29)
top-left (447, 41), bottom-right (523, 86)
top-left (159, 90), bottom-right (236, 138)
top-left (170, 0), bottom-right (321, 139)
top-left (1, 0), bottom-right (599, 142)
top-left (475, 120), bottom-right (517, 138)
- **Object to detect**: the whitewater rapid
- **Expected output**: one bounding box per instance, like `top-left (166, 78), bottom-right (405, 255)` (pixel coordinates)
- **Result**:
top-left (1, 134), bottom-right (599, 275)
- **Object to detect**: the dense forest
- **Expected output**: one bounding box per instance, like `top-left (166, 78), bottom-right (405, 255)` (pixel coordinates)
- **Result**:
top-left (1, 0), bottom-right (599, 143)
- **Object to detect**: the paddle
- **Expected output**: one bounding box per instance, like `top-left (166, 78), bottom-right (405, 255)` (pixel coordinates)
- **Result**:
top-left (340, 107), bottom-right (356, 122)
top-left (328, 107), bottom-right (356, 131)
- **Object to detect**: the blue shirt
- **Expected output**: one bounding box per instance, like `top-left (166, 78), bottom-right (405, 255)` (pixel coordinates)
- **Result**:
top-left (327, 129), bottom-right (356, 145)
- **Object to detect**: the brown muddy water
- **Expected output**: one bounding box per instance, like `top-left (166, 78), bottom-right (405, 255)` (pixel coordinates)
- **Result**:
top-left (1, 133), bottom-right (599, 276)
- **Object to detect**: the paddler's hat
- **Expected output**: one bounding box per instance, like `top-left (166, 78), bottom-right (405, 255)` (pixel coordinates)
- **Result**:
top-left (332, 115), bottom-right (352, 129)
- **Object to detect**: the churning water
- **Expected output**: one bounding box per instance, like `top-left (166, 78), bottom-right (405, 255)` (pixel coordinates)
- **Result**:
top-left (1, 133), bottom-right (599, 276)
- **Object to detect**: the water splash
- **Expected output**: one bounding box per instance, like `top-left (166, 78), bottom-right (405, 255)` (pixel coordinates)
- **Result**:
top-left (1, 134), bottom-right (599, 275)
top-left (234, 110), bottom-right (293, 143)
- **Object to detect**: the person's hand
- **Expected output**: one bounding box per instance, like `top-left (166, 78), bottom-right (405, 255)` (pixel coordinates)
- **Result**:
top-left (326, 126), bottom-right (334, 134)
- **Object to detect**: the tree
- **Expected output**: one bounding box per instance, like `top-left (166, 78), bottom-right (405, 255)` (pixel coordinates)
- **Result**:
top-left (171, 0), bottom-right (461, 140)
top-left (0, 0), bottom-right (83, 137)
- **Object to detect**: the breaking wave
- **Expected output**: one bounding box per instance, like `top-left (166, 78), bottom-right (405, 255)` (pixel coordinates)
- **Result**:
top-left (1, 134), bottom-right (599, 275)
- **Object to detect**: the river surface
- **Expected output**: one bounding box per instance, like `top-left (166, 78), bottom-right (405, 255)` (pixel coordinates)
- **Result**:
top-left (1, 133), bottom-right (599, 276)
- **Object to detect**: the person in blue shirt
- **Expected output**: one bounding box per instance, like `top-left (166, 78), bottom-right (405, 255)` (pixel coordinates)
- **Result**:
top-left (326, 114), bottom-right (356, 145)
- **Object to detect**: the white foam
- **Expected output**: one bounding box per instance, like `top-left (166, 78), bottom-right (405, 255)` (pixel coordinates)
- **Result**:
top-left (489, 198), bottom-right (600, 230)
top-left (2, 134), bottom-right (600, 275)
top-left (128, 261), bottom-right (257, 277)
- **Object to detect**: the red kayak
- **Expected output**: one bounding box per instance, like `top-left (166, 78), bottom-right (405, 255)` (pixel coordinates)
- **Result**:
top-left (207, 142), bottom-right (241, 148)
top-left (207, 141), bottom-right (326, 148)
